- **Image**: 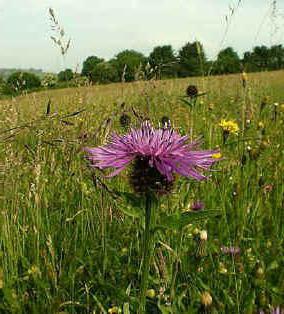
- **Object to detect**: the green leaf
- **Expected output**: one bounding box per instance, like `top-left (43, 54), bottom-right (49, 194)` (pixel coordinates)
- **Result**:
top-left (179, 97), bottom-right (193, 107)
top-left (158, 209), bottom-right (221, 230)
top-left (115, 191), bottom-right (144, 218)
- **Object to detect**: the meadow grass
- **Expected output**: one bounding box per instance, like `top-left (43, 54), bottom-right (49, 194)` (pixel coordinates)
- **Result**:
top-left (0, 70), bottom-right (283, 313)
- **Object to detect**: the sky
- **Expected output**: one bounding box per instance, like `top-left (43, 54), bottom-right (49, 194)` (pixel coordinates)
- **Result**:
top-left (0, 0), bottom-right (283, 72)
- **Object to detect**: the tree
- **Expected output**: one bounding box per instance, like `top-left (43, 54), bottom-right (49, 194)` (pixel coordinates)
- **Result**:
top-left (268, 45), bottom-right (284, 70)
top-left (58, 69), bottom-right (74, 82)
top-left (215, 47), bottom-right (240, 74)
top-left (6, 72), bottom-right (41, 93)
top-left (81, 56), bottom-right (104, 81)
top-left (112, 50), bottom-right (146, 82)
top-left (91, 62), bottom-right (119, 84)
top-left (178, 41), bottom-right (206, 77)
top-left (41, 73), bottom-right (57, 88)
top-left (149, 45), bottom-right (177, 78)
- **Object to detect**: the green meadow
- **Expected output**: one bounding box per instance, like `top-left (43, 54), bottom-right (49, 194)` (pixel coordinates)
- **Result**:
top-left (1, 70), bottom-right (284, 313)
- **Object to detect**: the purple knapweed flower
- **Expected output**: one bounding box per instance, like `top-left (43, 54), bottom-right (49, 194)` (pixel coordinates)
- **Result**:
top-left (191, 200), bottom-right (205, 211)
top-left (260, 307), bottom-right (284, 314)
top-left (85, 122), bottom-right (219, 194)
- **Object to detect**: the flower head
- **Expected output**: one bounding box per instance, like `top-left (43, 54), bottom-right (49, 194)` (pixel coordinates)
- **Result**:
top-left (200, 291), bottom-right (212, 307)
top-left (221, 246), bottom-right (240, 255)
top-left (85, 123), bottom-right (219, 194)
top-left (191, 200), bottom-right (205, 211)
top-left (219, 119), bottom-right (240, 135)
top-left (186, 85), bottom-right (198, 98)
top-left (119, 113), bottom-right (131, 128)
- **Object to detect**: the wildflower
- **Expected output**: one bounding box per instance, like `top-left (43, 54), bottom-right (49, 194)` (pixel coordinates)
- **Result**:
top-left (258, 121), bottom-right (265, 129)
top-left (119, 113), bottom-right (131, 128)
top-left (192, 228), bottom-right (200, 236)
top-left (218, 262), bottom-right (228, 274)
top-left (85, 122), bottom-right (219, 195)
top-left (212, 152), bottom-right (222, 159)
top-left (221, 246), bottom-right (240, 255)
top-left (199, 230), bottom-right (208, 241)
top-left (108, 306), bottom-right (121, 314)
top-left (146, 289), bottom-right (156, 298)
top-left (27, 265), bottom-right (41, 278)
top-left (186, 85), bottom-right (198, 98)
top-left (200, 291), bottom-right (212, 307)
top-left (219, 119), bottom-right (240, 135)
top-left (241, 71), bottom-right (248, 88)
top-left (219, 119), bottom-right (239, 144)
top-left (191, 200), bottom-right (205, 211)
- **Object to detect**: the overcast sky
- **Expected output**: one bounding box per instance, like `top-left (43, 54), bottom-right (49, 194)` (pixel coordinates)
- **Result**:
top-left (0, 0), bottom-right (283, 72)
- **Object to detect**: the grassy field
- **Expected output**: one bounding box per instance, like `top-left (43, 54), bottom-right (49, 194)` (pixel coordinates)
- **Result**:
top-left (0, 70), bottom-right (284, 313)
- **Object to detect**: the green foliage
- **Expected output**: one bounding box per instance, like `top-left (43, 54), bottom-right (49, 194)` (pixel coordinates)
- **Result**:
top-left (1, 71), bottom-right (284, 313)
top-left (112, 49), bottom-right (146, 82)
top-left (214, 47), bottom-right (240, 74)
top-left (149, 45), bottom-right (177, 78)
top-left (41, 73), bottom-right (57, 88)
top-left (91, 62), bottom-right (119, 84)
top-left (243, 44), bottom-right (284, 72)
top-left (178, 41), bottom-right (206, 77)
top-left (57, 68), bottom-right (74, 82)
top-left (5, 71), bottom-right (41, 93)
top-left (81, 55), bottom-right (104, 81)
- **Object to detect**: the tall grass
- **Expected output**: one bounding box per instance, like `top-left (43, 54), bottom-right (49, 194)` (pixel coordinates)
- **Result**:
top-left (0, 71), bottom-right (283, 313)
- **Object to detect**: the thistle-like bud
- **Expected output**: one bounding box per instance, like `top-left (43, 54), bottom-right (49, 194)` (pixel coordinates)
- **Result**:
top-left (119, 113), bottom-right (131, 128)
top-left (186, 85), bottom-right (198, 98)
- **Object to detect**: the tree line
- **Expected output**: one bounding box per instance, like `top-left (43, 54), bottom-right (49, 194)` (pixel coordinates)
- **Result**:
top-left (1, 42), bottom-right (284, 94)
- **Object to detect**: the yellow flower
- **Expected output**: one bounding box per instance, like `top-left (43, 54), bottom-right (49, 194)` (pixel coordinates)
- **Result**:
top-left (146, 289), bottom-right (156, 298)
top-left (212, 152), bottom-right (222, 159)
top-left (258, 122), bottom-right (265, 129)
top-left (219, 119), bottom-right (239, 135)
top-left (200, 291), bottom-right (213, 307)
top-left (108, 306), bottom-right (121, 314)
top-left (27, 265), bottom-right (41, 278)
top-left (241, 71), bottom-right (248, 82)
top-left (218, 263), bottom-right (228, 274)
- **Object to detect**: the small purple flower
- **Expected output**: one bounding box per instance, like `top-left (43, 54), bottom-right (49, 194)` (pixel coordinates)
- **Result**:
top-left (85, 122), bottom-right (219, 194)
top-left (260, 307), bottom-right (284, 314)
top-left (221, 246), bottom-right (240, 255)
top-left (191, 200), bottom-right (205, 211)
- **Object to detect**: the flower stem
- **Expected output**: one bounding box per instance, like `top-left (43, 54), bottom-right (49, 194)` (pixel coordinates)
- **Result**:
top-left (139, 194), bottom-right (153, 313)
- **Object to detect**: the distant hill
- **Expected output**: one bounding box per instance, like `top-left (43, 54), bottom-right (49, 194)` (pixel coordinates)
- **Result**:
top-left (0, 68), bottom-right (45, 80)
